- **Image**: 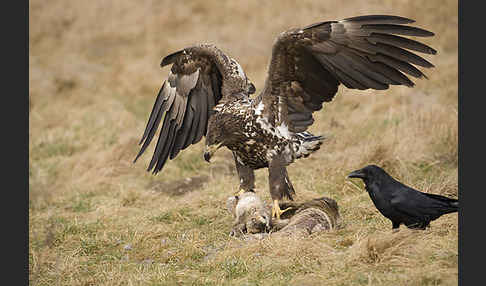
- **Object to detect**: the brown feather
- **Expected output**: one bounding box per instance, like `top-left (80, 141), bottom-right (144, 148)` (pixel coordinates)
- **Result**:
top-left (194, 86), bottom-right (208, 143)
top-left (258, 15), bottom-right (435, 134)
top-left (368, 54), bottom-right (425, 80)
top-left (136, 44), bottom-right (247, 174)
top-left (342, 15), bottom-right (415, 25)
top-left (367, 33), bottom-right (437, 55)
top-left (137, 16), bottom-right (436, 179)
top-left (361, 24), bottom-right (435, 37)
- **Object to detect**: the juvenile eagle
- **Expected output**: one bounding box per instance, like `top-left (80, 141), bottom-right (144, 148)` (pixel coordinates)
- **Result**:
top-left (134, 15), bottom-right (436, 219)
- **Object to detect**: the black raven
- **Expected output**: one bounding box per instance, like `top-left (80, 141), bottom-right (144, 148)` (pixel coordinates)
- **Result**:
top-left (347, 165), bottom-right (458, 230)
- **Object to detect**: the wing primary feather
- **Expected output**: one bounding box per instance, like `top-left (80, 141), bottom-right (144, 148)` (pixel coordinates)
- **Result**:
top-left (138, 82), bottom-right (168, 145)
top-left (315, 53), bottom-right (368, 89)
top-left (181, 102), bottom-right (197, 149)
top-left (134, 107), bottom-right (165, 163)
top-left (342, 15), bottom-right (415, 25)
top-left (361, 24), bottom-right (435, 37)
top-left (147, 103), bottom-right (175, 172)
top-left (368, 61), bottom-right (415, 86)
top-left (367, 33), bottom-right (437, 55)
top-left (194, 88), bottom-right (208, 143)
top-left (186, 94), bottom-right (201, 146)
top-left (149, 95), bottom-right (186, 174)
top-left (339, 50), bottom-right (396, 85)
top-left (373, 43), bottom-right (434, 68)
top-left (153, 122), bottom-right (178, 174)
top-left (134, 83), bottom-right (175, 163)
top-left (323, 53), bottom-right (388, 89)
top-left (369, 53), bottom-right (426, 80)
top-left (342, 40), bottom-right (434, 68)
top-left (155, 95), bottom-right (187, 172)
top-left (315, 45), bottom-right (416, 87)
top-left (168, 95), bottom-right (188, 160)
top-left (171, 98), bottom-right (194, 159)
top-left (313, 44), bottom-right (392, 89)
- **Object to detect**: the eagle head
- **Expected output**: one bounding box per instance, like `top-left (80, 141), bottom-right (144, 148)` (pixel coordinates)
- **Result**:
top-left (229, 57), bottom-right (256, 95)
top-left (204, 107), bottom-right (248, 162)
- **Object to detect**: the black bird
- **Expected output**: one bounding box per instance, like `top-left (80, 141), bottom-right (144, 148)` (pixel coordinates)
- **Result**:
top-left (347, 165), bottom-right (458, 230)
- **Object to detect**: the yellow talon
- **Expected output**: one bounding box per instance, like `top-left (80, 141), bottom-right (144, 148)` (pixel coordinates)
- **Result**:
top-left (271, 199), bottom-right (291, 219)
top-left (235, 189), bottom-right (246, 197)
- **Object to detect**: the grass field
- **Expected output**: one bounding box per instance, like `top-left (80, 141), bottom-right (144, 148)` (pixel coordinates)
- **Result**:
top-left (29, 0), bottom-right (458, 285)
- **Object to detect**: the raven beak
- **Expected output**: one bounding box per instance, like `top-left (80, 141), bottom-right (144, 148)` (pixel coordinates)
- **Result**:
top-left (203, 143), bottom-right (222, 163)
top-left (347, 169), bottom-right (365, 179)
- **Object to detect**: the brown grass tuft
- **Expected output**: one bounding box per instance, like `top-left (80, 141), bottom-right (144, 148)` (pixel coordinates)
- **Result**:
top-left (30, 0), bottom-right (457, 284)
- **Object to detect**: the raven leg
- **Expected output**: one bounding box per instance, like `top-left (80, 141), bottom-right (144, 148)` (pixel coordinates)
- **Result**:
top-left (392, 221), bottom-right (401, 231)
top-left (406, 221), bottom-right (428, 230)
top-left (233, 152), bottom-right (255, 196)
top-left (268, 154), bottom-right (295, 219)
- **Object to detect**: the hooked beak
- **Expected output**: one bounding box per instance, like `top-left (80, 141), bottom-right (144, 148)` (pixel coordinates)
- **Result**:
top-left (248, 83), bottom-right (256, 95)
top-left (347, 169), bottom-right (366, 179)
top-left (203, 143), bottom-right (222, 162)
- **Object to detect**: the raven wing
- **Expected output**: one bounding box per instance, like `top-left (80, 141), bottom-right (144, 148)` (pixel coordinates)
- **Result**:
top-left (258, 15), bottom-right (436, 132)
top-left (134, 44), bottom-right (251, 174)
top-left (389, 188), bottom-right (456, 224)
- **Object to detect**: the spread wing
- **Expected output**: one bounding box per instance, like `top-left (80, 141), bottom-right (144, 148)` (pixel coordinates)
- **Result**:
top-left (258, 15), bottom-right (437, 132)
top-left (134, 44), bottom-right (249, 174)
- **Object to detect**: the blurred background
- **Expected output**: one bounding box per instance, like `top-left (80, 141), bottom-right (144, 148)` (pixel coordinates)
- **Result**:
top-left (29, 1), bottom-right (457, 284)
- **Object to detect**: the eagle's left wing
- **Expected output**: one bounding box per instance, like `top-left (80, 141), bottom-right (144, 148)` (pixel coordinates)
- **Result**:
top-left (257, 15), bottom-right (437, 133)
top-left (134, 44), bottom-right (252, 174)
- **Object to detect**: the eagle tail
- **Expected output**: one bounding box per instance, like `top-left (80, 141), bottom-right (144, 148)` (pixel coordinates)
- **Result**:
top-left (293, 131), bottom-right (326, 159)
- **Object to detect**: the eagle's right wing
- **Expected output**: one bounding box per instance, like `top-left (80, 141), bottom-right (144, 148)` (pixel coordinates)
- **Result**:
top-left (134, 44), bottom-right (251, 174)
top-left (258, 15), bottom-right (437, 133)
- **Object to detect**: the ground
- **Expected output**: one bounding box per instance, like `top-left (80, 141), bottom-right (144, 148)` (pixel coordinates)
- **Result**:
top-left (29, 0), bottom-right (458, 285)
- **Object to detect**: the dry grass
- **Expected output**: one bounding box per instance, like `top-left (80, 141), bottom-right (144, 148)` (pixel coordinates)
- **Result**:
top-left (29, 0), bottom-right (458, 285)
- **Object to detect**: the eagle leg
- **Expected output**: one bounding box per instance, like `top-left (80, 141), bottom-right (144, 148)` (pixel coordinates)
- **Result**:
top-left (272, 199), bottom-right (292, 219)
top-left (268, 154), bottom-right (296, 219)
top-left (392, 221), bottom-right (401, 232)
top-left (233, 151), bottom-right (255, 194)
top-left (235, 189), bottom-right (246, 197)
